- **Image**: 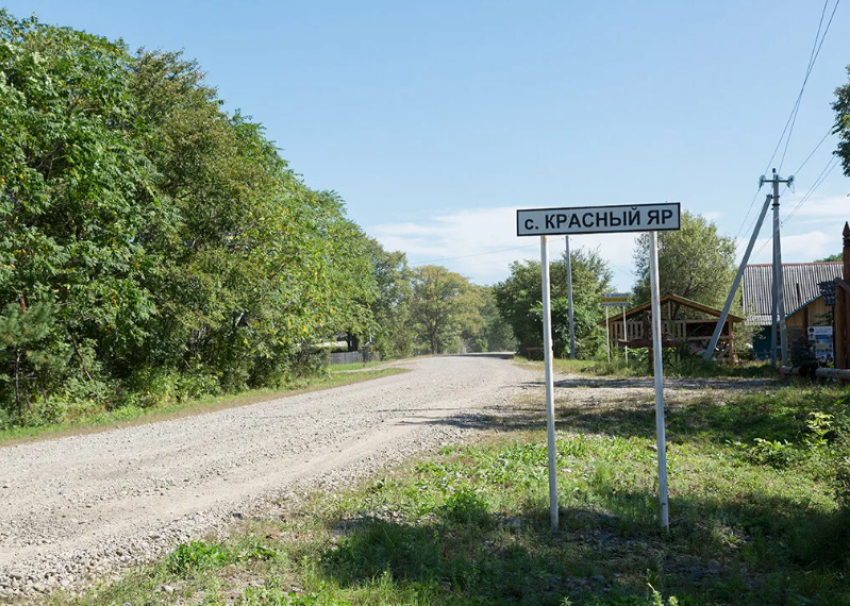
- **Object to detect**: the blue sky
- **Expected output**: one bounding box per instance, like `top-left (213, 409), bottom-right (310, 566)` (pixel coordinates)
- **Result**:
top-left (4, 0), bottom-right (849, 290)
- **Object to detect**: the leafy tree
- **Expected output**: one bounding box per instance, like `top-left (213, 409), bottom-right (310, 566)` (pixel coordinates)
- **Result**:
top-left (0, 12), bottom-right (158, 412)
top-left (409, 266), bottom-right (483, 354)
top-left (476, 287), bottom-right (515, 352)
top-left (494, 248), bottom-right (612, 357)
top-left (632, 211), bottom-right (737, 318)
top-left (0, 301), bottom-right (53, 417)
top-left (0, 12), bottom-right (382, 424)
top-left (817, 253), bottom-right (841, 262)
top-left (363, 238), bottom-right (414, 358)
top-left (833, 66), bottom-right (850, 178)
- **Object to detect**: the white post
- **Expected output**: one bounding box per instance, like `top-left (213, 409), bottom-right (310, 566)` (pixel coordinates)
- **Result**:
top-left (649, 231), bottom-right (670, 529)
top-left (540, 236), bottom-right (559, 531)
top-left (771, 195), bottom-right (779, 367)
top-left (566, 236), bottom-right (576, 359)
top-left (605, 306), bottom-right (610, 362)
top-left (622, 304), bottom-right (628, 363)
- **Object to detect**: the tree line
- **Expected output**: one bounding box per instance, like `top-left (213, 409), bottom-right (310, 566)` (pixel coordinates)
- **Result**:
top-left (0, 12), bottom-right (507, 427)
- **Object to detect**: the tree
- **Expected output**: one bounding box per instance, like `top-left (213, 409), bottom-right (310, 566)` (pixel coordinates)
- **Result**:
top-left (409, 266), bottom-right (483, 354)
top-left (0, 11), bottom-right (383, 424)
top-left (494, 248), bottom-right (612, 357)
top-left (817, 253), bottom-right (841, 262)
top-left (632, 211), bottom-right (737, 318)
top-left (833, 66), bottom-right (850, 178)
top-left (477, 287), bottom-right (515, 352)
top-left (363, 239), bottom-right (414, 358)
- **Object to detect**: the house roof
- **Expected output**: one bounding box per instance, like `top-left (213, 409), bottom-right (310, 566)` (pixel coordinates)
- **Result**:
top-left (742, 262), bottom-right (842, 326)
top-left (597, 293), bottom-right (744, 326)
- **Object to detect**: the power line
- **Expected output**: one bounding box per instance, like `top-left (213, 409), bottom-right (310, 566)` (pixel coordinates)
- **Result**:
top-left (748, 155), bottom-right (840, 259)
top-left (790, 127), bottom-right (833, 176)
top-left (777, 0), bottom-right (835, 171)
top-left (412, 243), bottom-right (539, 266)
top-left (732, 0), bottom-right (840, 245)
top-left (782, 155), bottom-right (840, 226)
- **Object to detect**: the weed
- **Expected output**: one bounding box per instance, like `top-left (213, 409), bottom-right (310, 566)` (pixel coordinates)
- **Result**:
top-left (167, 540), bottom-right (230, 576)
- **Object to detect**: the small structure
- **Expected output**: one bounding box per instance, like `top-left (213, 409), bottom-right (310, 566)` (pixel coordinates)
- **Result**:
top-left (742, 261), bottom-right (843, 359)
top-left (599, 294), bottom-right (744, 363)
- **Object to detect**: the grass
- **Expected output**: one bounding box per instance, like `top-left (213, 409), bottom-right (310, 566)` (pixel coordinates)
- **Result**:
top-left (517, 353), bottom-right (777, 380)
top-left (328, 361), bottom-right (388, 372)
top-left (0, 368), bottom-right (408, 447)
top-left (36, 382), bottom-right (850, 606)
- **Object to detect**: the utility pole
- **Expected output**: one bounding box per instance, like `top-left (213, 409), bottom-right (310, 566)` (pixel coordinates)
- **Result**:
top-left (705, 170), bottom-right (792, 363)
top-left (766, 169), bottom-right (792, 367)
top-left (566, 237), bottom-right (576, 358)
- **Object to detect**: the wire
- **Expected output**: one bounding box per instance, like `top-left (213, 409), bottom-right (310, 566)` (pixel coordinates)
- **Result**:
top-left (732, 187), bottom-right (765, 245)
top-left (733, 0), bottom-right (840, 246)
top-left (749, 155), bottom-right (840, 259)
top-left (412, 244), bottom-right (539, 266)
top-left (790, 127), bottom-right (833, 176)
top-left (777, 0), bottom-right (834, 172)
top-left (782, 155), bottom-right (840, 226)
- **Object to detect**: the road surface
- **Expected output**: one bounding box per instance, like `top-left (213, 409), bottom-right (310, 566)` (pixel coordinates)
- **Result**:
top-left (0, 355), bottom-right (532, 597)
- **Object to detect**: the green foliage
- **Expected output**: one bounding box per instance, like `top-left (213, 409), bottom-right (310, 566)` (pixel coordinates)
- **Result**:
top-left (363, 238), bottom-right (415, 358)
top-left (833, 65), bottom-right (850, 179)
top-left (0, 11), bottom-right (392, 425)
top-left (409, 265), bottom-right (484, 354)
top-left (167, 540), bottom-right (230, 576)
top-left (632, 212), bottom-right (737, 314)
top-left (494, 247), bottom-right (613, 357)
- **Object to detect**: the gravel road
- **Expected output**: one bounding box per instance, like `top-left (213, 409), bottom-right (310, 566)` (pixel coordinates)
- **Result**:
top-left (0, 355), bottom-right (535, 599)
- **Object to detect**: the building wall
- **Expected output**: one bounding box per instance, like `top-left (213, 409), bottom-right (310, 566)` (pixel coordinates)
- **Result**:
top-left (787, 296), bottom-right (832, 342)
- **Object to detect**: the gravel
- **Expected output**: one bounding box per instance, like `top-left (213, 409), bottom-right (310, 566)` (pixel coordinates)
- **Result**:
top-left (0, 355), bottom-right (535, 599)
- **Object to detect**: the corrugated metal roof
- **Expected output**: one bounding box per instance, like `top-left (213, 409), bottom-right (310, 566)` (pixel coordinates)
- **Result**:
top-left (742, 262), bottom-right (842, 326)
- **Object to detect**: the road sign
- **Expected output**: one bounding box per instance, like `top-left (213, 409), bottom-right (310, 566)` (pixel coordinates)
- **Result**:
top-left (517, 203), bottom-right (681, 237)
top-left (517, 203), bottom-right (680, 531)
top-left (602, 292), bottom-right (629, 306)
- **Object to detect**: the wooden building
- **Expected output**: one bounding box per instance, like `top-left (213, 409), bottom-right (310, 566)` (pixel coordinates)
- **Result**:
top-left (599, 294), bottom-right (744, 363)
top-left (742, 262), bottom-right (843, 359)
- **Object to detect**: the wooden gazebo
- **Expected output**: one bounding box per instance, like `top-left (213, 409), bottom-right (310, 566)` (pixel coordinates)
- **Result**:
top-left (599, 294), bottom-right (744, 363)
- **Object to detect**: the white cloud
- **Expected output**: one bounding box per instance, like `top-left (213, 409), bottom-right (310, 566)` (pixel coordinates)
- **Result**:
top-left (369, 206), bottom-right (639, 288)
top-left (734, 193), bottom-right (848, 263)
top-left (747, 230), bottom-right (835, 264)
top-left (780, 194), bottom-right (849, 223)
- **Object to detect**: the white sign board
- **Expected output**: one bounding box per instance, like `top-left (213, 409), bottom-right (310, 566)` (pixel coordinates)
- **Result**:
top-left (602, 292), bottom-right (630, 307)
top-left (517, 203), bottom-right (681, 237)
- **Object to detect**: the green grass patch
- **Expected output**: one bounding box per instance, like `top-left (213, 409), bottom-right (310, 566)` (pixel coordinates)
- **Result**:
top-left (40, 383), bottom-right (850, 606)
top-left (0, 368), bottom-right (407, 447)
top-left (328, 361), bottom-right (388, 372)
top-left (518, 354), bottom-right (776, 380)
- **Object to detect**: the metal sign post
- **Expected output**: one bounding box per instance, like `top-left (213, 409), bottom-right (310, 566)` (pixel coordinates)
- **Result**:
top-left (604, 306), bottom-right (610, 361)
top-left (539, 236), bottom-right (559, 531)
top-left (517, 203), bottom-right (679, 531)
top-left (649, 232), bottom-right (669, 529)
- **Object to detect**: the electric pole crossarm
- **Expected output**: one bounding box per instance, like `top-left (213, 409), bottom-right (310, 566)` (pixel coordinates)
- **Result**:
top-left (704, 194), bottom-right (773, 360)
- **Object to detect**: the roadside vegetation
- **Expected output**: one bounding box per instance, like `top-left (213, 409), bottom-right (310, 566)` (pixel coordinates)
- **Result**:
top-left (0, 11), bottom-right (511, 431)
top-left (518, 351), bottom-right (777, 380)
top-left (39, 381), bottom-right (850, 606)
top-left (0, 368), bottom-right (407, 446)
